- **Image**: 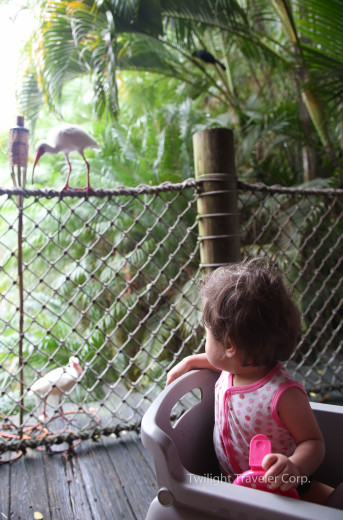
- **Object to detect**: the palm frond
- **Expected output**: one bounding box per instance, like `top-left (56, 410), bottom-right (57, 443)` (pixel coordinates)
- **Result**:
top-left (293, 0), bottom-right (343, 110)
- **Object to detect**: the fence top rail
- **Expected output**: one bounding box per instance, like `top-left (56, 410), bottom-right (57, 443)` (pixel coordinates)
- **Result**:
top-left (237, 180), bottom-right (343, 197)
top-left (0, 179), bottom-right (198, 199)
top-left (1, 179), bottom-right (343, 199)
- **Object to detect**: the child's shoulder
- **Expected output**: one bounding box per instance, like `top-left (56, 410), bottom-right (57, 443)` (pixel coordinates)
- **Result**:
top-left (273, 363), bottom-right (301, 384)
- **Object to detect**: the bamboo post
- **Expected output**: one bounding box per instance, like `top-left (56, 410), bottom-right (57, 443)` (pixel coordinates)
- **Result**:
top-left (193, 128), bottom-right (240, 272)
top-left (8, 116), bottom-right (29, 435)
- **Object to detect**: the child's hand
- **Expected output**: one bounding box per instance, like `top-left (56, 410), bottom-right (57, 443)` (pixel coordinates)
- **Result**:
top-left (262, 453), bottom-right (301, 491)
top-left (166, 358), bottom-right (190, 386)
top-left (166, 353), bottom-right (218, 386)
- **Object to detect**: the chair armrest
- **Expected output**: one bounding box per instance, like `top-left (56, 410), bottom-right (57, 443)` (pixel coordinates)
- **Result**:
top-left (141, 369), bottom-right (219, 485)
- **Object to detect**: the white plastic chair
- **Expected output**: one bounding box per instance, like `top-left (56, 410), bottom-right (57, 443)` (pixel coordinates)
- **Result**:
top-left (141, 369), bottom-right (343, 520)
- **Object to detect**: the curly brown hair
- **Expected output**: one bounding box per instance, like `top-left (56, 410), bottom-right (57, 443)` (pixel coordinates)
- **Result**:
top-left (200, 258), bottom-right (301, 367)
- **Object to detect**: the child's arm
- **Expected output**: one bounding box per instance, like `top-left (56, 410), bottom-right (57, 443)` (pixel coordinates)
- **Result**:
top-left (166, 353), bottom-right (220, 386)
top-left (262, 387), bottom-right (325, 491)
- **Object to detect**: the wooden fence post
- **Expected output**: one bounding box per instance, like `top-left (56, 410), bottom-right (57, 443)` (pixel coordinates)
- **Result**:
top-left (193, 128), bottom-right (240, 272)
top-left (9, 116), bottom-right (29, 435)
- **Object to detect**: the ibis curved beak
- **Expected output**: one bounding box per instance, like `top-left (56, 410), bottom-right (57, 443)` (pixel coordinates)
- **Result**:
top-left (32, 149), bottom-right (45, 184)
top-left (74, 360), bottom-right (84, 374)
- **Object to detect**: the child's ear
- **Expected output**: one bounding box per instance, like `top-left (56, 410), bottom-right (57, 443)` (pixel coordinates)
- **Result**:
top-left (225, 342), bottom-right (237, 358)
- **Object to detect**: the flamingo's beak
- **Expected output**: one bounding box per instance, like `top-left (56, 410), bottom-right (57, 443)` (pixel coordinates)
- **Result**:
top-left (32, 149), bottom-right (45, 184)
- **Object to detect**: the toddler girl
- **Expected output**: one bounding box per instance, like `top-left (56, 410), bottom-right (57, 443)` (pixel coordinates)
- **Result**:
top-left (167, 258), bottom-right (342, 507)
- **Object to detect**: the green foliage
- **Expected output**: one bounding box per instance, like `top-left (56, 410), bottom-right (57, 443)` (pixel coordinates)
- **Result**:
top-left (0, 183), bottom-right (201, 413)
top-left (239, 177), bottom-right (343, 364)
top-left (294, 0), bottom-right (343, 111)
top-left (16, 0), bottom-right (343, 183)
top-left (1, 0), bottom-right (343, 416)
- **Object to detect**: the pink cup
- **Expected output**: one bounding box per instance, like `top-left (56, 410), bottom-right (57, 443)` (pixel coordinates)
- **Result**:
top-left (233, 434), bottom-right (299, 499)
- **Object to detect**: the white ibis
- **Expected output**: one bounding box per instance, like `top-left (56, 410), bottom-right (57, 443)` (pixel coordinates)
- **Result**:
top-left (31, 356), bottom-right (83, 419)
top-left (32, 124), bottom-right (100, 191)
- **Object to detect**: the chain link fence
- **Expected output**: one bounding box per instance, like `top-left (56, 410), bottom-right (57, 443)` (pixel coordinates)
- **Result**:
top-left (0, 179), bottom-right (342, 458)
top-left (239, 182), bottom-right (343, 397)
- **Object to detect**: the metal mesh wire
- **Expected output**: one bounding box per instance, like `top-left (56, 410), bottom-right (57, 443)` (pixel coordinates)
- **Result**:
top-left (239, 182), bottom-right (343, 395)
top-left (0, 182), bottom-right (203, 454)
top-left (0, 180), bottom-right (342, 455)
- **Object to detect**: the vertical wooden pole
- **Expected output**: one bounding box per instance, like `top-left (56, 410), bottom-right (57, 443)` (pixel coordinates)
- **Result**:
top-left (193, 128), bottom-right (240, 272)
top-left (9, 116), bottom-right (29, 435)
top-left (17, 194), bottom-right (24, 433)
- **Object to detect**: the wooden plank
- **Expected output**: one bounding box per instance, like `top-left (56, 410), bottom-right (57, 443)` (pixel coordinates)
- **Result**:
top-left (76, 438), bottom-right (135, 520)
top-left (133, 432), bottom-right (156, 474)
top-left (103, 432), bottom-right (157, 520)
top-left (64, 452), bottom-right (94, 520)
top-left (0, 463), bottom-right (10, 518)
top-left (9, 448), bottom-right (51, 520)
top-left (43, 448), bottom-right (93, 520)
top-left (4, 432), bottom-right (157, 520)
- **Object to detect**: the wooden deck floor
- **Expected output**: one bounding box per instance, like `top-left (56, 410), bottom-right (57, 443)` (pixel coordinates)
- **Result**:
top-left (0, 431), bottom-right (157, 520)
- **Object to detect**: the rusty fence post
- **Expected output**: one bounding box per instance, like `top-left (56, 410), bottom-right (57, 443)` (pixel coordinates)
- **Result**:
top-left (193, 128), bottom-right (240, 272)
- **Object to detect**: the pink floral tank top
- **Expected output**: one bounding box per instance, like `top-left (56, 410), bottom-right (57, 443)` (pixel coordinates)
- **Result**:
top-left (213, 363), bottom-right (307, 478)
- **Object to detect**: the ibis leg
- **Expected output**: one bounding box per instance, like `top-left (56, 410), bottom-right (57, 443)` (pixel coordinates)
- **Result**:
top-left (58, 396), bottom-right (67, 422)
top-left (60, 155), bottom-right (72, 192)
top-left (41, 397), bottom-right (48, 420)
top-left (76, 152), bottom-right (93, 192)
